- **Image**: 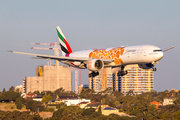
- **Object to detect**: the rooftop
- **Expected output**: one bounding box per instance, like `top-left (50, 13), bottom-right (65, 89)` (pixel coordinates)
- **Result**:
top-left (78, 102), bottom-right (89, 105)
top-left (57, 96), bottom-right (78, 100)
top-left (103, 107), bottom-right (116, 110)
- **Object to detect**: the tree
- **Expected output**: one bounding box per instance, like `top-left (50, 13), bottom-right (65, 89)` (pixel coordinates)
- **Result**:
top-left (98, 105), bottom-right (102, 114)
top-left (33, 90), bottom-right (40, 95)
top-left (81, 108), bottom-right (96, 116)
top-left (15, 97), bottom-right (25, 110)
top-left (2, 88), bottom-right (6, 93)
top-left (16, 101), bottom-right (23, 109)
top-left (108, 101), bottom-right (116, 107)
top-left (127, 90), bottom-right (135, 96)
top-left (175, 111), bottom-right (180, 120)
top-left (52, 108), bottom-right (65, 118)
top-left (174, 98), bottom-right (180, 105)
top-left (1, 91), bottom-right (20, 102)
top-left (54, 88), bottom-right (65, 96)
top-left (42, 94), bottom-right (51, 103)
top-left (25, 96), bottom-right (33, 104)
top-left (9, 86), bottom-right (15, 91)
top-left (79, 88), bottom-right (95, 99)
top-left (30, 101), bottom-right (44, 113)
top-left (89, 112), bottom-right (101, 118)
top-left (15, 97), bottom-right (25, 105)
top-left (62, 106), bottom-right (83, 119)
top-left (0, 110), bottom-right (43, 120)
top-left (26, 100), bottom-right (35, 109)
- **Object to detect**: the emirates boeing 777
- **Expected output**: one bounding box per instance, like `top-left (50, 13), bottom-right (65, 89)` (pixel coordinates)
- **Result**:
top-left (9, 26), bottom-right (174, 77)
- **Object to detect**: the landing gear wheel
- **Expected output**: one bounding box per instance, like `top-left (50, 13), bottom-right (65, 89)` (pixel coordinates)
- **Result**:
top-left (152, 68), bottom-right (157, 71)
top-left (125, 70), bottom-right (128, 74)
top-left (117, 70), bottom-right (128, 76)
top-left (88, 71), bottom-right (99, 78)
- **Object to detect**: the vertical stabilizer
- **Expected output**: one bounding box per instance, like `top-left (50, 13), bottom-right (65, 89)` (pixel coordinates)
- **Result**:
top-left (56, 26), bottom-right (73, 56)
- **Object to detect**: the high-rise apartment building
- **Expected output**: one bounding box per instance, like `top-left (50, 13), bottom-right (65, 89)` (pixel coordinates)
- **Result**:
top-left (23, 65), bottom-right (72, 93)
top-left (88, 65), bottom-right (154, 94)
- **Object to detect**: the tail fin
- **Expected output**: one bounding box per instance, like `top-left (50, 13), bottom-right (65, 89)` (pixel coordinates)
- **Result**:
top-left (56, 26), bottom-right (73, 56)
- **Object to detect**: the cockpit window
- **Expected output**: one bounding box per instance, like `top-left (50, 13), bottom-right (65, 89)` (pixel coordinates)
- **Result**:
top-left (153, 50), bottom-right (162, 52)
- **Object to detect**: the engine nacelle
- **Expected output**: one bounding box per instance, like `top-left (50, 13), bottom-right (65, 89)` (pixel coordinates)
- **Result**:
top-left (138, 63), bottom-right (154, 69)
top-left (87, 59), bottom-right (104, 71)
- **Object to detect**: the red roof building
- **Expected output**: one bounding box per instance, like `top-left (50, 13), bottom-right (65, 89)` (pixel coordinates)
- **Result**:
top-left (26, 93), bottom-right (37, 98)
top-left (150, 101), bottom-right (162, 109)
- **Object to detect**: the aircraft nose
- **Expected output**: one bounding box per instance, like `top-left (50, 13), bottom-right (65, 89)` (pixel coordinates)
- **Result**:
top-left (158, 51), bottom-right (164, 60)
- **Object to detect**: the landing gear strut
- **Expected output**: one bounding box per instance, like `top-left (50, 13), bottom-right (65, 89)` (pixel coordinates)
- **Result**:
top-left (117, 66), bottom-right (128, 76)
top-left (89, 71), bottom-right (99, 78)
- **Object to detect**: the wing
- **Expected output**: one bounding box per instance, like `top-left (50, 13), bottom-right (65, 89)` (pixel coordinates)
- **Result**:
top-left (8, 50), bottom-right (114, 63)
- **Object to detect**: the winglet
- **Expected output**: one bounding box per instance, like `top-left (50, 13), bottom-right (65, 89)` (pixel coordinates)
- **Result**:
top-left (56, 26), bottom-right (73, 56)
top-left (162, 46), bottom-right (174, 52)
top-left (7, 50), bottom-right (13, 52)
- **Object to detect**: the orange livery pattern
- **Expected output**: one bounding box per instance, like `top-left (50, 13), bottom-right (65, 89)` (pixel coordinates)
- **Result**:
top-left (89, 47), bottom-right (125, 65)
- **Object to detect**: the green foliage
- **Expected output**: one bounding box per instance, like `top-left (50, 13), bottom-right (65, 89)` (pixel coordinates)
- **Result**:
top-left (61, 116), bottom-right (72, 120)
top-left (127, 90), bottom-right (135, 96)
top-left (16, 101), bottom-right (23, 109)
top-left (1, 91), bottom-right (20, 102)
top-left (175, 111), bottom-right (180, 119)
top-left (14, 96), bottom-right (24, 110)
top-left (108, 101), bottom-right (116, 107)
top-left (44, 108), bottom-right (55, 112)
top-left (81, 108), bottom-right (95, 116)
top-left (31, 101), bottom-right (44, 113)
top-left (42, 94), bottom-right (51, 103)
top-left (79, 88), bottom-right (95, 99)
top-left (98, 105), bottom-right (102, 114)
top-left (2, 88), bottom-right (6, 93)
top-left (56, 104), bottom-right (60, 109)
top-left (1, 88), bottom-right (180, 119)
top-left (15, 96), bottom-right (25, 105)
top-left (0, 111), bottom-right (43, 119)
top-left (27, 100), bottom-right (44, 112)
top-left (26, 100), bottom-right (35, 109)
top-left (54, 88), bottom-right (65, 96)
top-left (62, 106), bottom-right (83, 119)
top-left (33, 114), bottom-right (43, 120)
top-left (52, 108), bottom-right (65, 118)
top-left (33, 90), bottom-right (40, 95)
top-left (174, 98), bottom-right (180, 105)
top-left (9, 86), bottom-right (15, 91)
top-left (89, 112), bottom-right (101, 118)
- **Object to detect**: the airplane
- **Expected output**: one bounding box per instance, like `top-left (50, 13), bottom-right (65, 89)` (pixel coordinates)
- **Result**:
top-left (8, 26), bottom-right (174, 78)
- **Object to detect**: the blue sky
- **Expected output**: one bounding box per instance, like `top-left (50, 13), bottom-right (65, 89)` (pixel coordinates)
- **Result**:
top-left (0, 1), bottom-right (179, 92)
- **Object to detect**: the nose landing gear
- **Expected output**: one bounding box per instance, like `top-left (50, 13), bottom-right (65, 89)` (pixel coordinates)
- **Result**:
top-left (152, 68), bottom-right (157, 71)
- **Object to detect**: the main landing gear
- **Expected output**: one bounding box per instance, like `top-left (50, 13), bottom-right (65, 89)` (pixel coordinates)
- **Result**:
top-left (117, 66), bottom-right (128, 76)
top-left (89, 71), bottom-right (99, 78)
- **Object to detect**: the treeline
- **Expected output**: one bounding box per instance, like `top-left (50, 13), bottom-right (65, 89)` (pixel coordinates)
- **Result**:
top-left (78, 88), bottom-right (180, 119)
top-left (45, 106), bottom-right (135, 120)
top-left (1, 86), bottom-right (180, 119)
top-left (0, 111), bottom-right (42, 120)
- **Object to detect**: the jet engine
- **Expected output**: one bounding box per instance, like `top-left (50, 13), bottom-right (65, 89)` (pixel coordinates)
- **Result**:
top-left (87, 59), bottom-right (104, 71)
top-left (138, 63), bottom-right (154, 69)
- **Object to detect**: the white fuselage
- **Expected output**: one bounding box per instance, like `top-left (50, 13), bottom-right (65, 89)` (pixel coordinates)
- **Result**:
top-left (64, 45), bottom-right (163, 68)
